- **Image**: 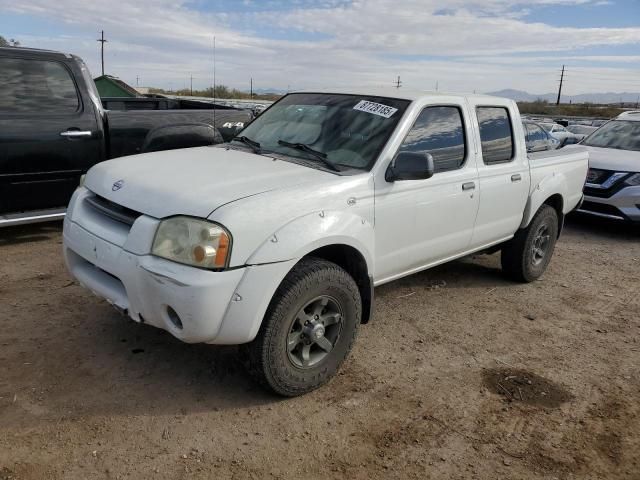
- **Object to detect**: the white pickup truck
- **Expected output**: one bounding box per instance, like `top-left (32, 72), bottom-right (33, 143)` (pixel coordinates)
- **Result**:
top-left (63, 90), bottom-right (588, 396)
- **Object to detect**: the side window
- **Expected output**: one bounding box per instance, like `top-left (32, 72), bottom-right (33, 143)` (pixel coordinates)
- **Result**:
top-left (476, 106), bottom-right (514, 164)
top-left (398, 106), bottom-right (466, 173)
top-left (0, 57), bottom-right (80, 113)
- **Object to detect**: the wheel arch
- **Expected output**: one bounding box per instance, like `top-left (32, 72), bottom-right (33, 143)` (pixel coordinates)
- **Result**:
top-left (521, 191), bottom-right (566, 238)
top-left (303, 244), bottom-right (374, 324)
top-left (542, 193), bottom-right (564, 236)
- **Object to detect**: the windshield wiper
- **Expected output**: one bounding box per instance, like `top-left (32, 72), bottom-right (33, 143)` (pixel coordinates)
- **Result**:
top-left (277, 140), bottom-right (339, 172)
top-left (231, 136), bottom-right (261, 154)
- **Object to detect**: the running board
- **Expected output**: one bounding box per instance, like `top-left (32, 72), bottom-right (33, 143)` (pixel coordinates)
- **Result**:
top-left (0, 208), bottom-right (66, 227)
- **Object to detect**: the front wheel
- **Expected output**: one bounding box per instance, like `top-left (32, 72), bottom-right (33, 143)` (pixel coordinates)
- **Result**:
top-left (246, 257), bottom-right (361, 396)
top-left (501, 205), bottom-right (559, 282)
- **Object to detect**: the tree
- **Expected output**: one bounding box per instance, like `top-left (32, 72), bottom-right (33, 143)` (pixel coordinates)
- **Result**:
top-left (0, 35), bottom-right (20, 47)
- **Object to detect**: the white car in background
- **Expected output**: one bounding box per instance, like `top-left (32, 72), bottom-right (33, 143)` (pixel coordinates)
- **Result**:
top-left (579, 111), bottom-right (640, 222)
top-left (540, 122), bottom-right (583, 145)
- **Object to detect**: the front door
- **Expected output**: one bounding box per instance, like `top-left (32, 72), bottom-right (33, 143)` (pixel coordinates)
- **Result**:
top-left (0, 55), bottom-right (102, 215)
top-left (374, 103), bottom-right (480, 283)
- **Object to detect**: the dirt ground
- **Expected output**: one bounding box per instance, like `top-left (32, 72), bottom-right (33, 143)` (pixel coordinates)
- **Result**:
top-left (1, 215), bottom-right (639, 480)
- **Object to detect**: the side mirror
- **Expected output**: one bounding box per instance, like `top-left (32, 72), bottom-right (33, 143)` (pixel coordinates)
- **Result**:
top-left (385, 151), bottom-right (435, 182)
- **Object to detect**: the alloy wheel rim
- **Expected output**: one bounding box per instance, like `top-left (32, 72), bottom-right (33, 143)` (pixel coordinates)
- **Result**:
top-left (286, 295), bottom-right (343, 369)
top-left (531, 223), bottom-right (551, 266)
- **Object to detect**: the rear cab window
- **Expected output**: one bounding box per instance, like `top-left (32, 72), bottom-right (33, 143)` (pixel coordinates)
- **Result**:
top-left (476, 106), bottom-right (514, 164)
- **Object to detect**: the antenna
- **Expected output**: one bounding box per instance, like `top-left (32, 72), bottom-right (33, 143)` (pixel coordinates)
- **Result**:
top-left (212, 36), bottom-right (216, 130)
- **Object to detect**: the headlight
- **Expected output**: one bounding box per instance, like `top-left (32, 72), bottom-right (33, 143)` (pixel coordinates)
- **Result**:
top-left (624, 173), bottom-right (640, 187)
top-left (152, 216), bottom-right (231, 269)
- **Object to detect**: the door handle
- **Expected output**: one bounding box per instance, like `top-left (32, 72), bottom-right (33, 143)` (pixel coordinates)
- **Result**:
top-left (511, 174), bottom-right (522, 182)
top-left (60, 130), bottom-right (93, 138)
top-left (462, 182), bottom-right (476, 191)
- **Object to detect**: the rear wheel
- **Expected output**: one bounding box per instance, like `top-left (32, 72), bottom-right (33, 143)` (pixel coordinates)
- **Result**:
top-left (501, 205), bottom-right (559, 282)
top-left (246, 257), bottom-right (361, 396)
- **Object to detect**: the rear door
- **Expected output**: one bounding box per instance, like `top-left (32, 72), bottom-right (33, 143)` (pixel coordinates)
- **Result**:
top-left (468, 102), bottom-right (530, 247)
top-left (0, 54), bottom-right (102, 214)
top-left (374, 100), bottom-right (480, 282)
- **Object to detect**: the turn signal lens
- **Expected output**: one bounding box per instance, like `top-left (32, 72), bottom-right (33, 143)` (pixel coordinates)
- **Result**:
top-left (152, 217), bottom-right (232, 269)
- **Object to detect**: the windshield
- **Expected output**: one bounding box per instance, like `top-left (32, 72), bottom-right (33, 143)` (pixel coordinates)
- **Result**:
top-left (567, 125), bottom-right (593, 135)
top-left (582, 120), bottom-right (640, 152)
top-left (234, 93), bottom-right (410, 171)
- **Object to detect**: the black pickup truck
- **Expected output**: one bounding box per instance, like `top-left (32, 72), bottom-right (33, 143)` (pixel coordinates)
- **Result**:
top-left (0, 47), bottom-right (252, 226)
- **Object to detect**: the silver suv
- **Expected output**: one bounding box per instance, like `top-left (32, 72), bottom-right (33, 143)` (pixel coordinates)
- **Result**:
top-left (579, 111), bottom-right (640, 222)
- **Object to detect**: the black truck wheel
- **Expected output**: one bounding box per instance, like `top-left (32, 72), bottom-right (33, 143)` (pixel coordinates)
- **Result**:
top-left (246, 257), bottom-right (361, 396)
top-left (501, 205), bottom-right (559, 283)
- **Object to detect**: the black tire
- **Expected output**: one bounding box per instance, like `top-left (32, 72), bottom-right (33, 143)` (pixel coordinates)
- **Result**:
top-left (501, 205), bottom-right (559, 283)
top-left (245, 257), bottom-right (361, 396)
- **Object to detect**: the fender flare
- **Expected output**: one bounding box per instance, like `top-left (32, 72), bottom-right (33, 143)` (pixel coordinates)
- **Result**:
top-left (247, 210), bottom-right (375, 273)
top-left (520, 173), bottom-right (567, 231)
top-left (140, 122), bottom-right (224, 153)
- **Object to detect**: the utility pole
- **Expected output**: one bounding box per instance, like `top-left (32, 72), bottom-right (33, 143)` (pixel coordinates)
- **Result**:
top-left (435, 81), bottom-right (438, 92)
top-left (250, 77), bottom-right (253, 99)
top-left (136, 76), bottom-right (139, 87)
top-left (190, 75), bottom-right (193, 96)
top-left (97, 30), bottom-right (107, 76)
top-left (395, 75), bottom-right (402, 89)
top-left (556, 65), bottom-right (565, 106)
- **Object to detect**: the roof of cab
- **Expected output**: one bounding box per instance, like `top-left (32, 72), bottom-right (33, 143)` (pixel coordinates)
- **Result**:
top-left (292, 87), bottom-right (511, 103)
top-left (0, 46), bottom-right (73, 60)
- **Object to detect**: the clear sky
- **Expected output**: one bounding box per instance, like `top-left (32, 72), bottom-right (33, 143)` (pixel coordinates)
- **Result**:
top-left (0, 0), bottom-right (638, 95)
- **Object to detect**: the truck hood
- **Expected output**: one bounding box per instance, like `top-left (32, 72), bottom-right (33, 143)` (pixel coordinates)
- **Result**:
top-left (583, 145), bottom-right (640, 172)
top-left (85, 146), bottom-right (334, 218)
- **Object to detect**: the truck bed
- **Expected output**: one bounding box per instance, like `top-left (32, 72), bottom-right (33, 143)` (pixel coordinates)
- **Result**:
top-left (106, 109), bottom-right (253, 159)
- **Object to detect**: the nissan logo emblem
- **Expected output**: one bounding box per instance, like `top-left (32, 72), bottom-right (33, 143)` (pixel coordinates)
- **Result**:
top-left (112, 180), bottom-right (125, 191)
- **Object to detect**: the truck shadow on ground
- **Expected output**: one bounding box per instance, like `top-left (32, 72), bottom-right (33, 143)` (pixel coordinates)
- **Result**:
top-left (565, 212), bottom-right (639, 241)
top-left (0, 221), bottom-right (62, 247)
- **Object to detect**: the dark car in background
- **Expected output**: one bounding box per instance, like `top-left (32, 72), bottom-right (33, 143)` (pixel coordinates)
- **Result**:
top-left (0, 47), bottom-right (253, 226)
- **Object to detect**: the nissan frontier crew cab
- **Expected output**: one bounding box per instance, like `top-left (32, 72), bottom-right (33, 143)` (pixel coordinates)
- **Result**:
top-left (63, 90), bottom-right (588, 396)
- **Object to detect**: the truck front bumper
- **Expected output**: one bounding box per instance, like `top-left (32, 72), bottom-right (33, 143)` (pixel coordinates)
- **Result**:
top-left (579, 185), bottom-right (640, 222)
top-left (63, 216), bottom-right (295, 344)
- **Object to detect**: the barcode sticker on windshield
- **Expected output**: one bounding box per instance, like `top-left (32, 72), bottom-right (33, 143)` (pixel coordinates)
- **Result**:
top-left (353, 100), bottom-right (398, 118)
